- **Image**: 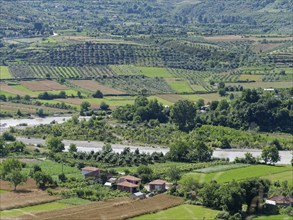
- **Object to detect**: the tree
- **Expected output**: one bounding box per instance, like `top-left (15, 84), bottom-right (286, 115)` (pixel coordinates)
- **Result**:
top-left (167, 166), bottom-right (181, 183)
top-left (167, 140), bottom-right (189, 162)
top-left (6, 170), bottom-right (27, 191)
top-left (199, 181), bottom-right (221, 209)
top-left (1, 132), bottom-right (16, 141)
top-left (136, 165), bottom-right (153, 183)
top-left (46, 136), bottom-right (65, 153)
top-left (33, 171), bottom-right (53, 189)
top-left (0, 158), bottom-right (23, 179)
top-left (100, 101), bottom-right (109, 110)
top-left (180, 176), bottom-right (201, 200)
top-left (187, 141), bottom-right (213, 162)
top-left (69, 143), bottom-right (77, 153)
top-left (219, 88), bottom-right (227, 97)
top-left (261, 145), bottom-right (280, 164)
top-left (80, 101), bottom-right (91, 112)
top-left (77, 91), bottom-right (82, 98)
top-left (170, 100), bottom-right (196, 131)
top-left (36, 108), bottom-right (45, 117)
top-left (92, 90), bottom-right (103, 98)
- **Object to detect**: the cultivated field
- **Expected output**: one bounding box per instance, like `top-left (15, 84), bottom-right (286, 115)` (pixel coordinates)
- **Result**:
top-left (226, 81), bottom-right (293, 89)
top-left (239, 74), bottom-right (262, 81)
top-left (18, 194), bottom-right (183, 220)
top-left (0, 179), bottom-right (60, 211)
top-left (156, 94), bottom-right (185, 103)
top-left (0, 83), bottom-right (30, 96)
top-left (69, 80), bottom-right (125, 95)
top-left (132, 204), bottom-right (219, 220)
top-left (261, 170), bottom-right (293, 185)
top-left (20, 80), bottom-right (67, 91)
top-left (165, 78), bottom-right (194, 93)
top-left (0, 66), bottom-right (12, 79)
top-left (137, 67), bottom-right (173, 78)
top-left (184, 165), bottom-right (292, 184)
top-left (204, 35), bottom-right (293, 42)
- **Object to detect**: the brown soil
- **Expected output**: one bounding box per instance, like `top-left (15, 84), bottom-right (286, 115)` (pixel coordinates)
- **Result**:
top-left (19, 194), bottom-right (183, 220)
top-left (20, 80), bottom-right (67, 91)
top-left (0, 83), bottom-right (28, 96)
top-left (69, 80), bottom-right (125, 95)
top-left (157, 94), bottom-right (184, 103)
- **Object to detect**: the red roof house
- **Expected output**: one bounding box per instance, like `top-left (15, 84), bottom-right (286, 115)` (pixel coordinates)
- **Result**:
top-left (149, 179), bottom-right (166, 192)
top-left (117, 181), bottom-right (139, 193)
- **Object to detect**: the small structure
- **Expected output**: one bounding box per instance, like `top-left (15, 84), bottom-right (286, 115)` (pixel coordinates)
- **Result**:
top-left (117, 181), bottom-right (139, 193)
top-left (132, 192), bottom-right (146, 200)
top-left (149, 179), bottom-right (166, 192)
top-left (118, 175), bottom-right (141, 185)
top-left (81, 166), bottom-right (110, 182)
top-left (104, 182), bottom-right (112, 187)
top-left (265, 196), bottom-right (293, 206)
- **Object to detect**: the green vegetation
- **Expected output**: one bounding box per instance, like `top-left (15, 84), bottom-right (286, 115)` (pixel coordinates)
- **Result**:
top-left (165, 78), bottom-right (194, 93)
top-left (184, 165), bottom-right (292, 184)
top-left (0, 202), bottom-right (71, 218)
top-left (253, 215), bottom-right (290, 220)
top-left (195, 163), bottom-right (250, 174)
top-left (0, 66), bottom-right (12, 79)
top-left (137, 67), bottom-right (173, 78)
top-left (261, 171), bottom-right (293, 185)
top-left (132, 204), bottom-right (219, 220)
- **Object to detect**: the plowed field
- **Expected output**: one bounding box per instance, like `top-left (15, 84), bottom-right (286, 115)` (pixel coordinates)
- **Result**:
top-left (70, 80), bottom-right (125, 95)
top-left (21, 80), bottom-right (67, 91)
top-left (19, 194), bottom-right (183, 220)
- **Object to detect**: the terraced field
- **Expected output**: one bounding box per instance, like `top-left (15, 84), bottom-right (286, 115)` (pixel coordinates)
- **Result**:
top-left (21, 80), bottom-right (67, 91)
top-left (226, 81), bottom-right (293, 89)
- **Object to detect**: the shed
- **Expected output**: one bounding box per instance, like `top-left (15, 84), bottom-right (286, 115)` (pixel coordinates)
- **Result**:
top-left (265, 196), bottom-right (293, 206)
top-left (132, 192), bottom-right (146, 200)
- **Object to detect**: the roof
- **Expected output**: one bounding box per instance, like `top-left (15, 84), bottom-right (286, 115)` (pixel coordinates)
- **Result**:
top-left (269, 196), bottom-right (293, 204)
top-left (108, 177), bottom-right (117, 183)
top-left (149, 179), bottom-right (166, 185)
top-left (120, 175), bottom-right (141, 181)
top-left (117, 181), bottom-right (139, 188)
top-left (104, 182), bottom-right (112, 187)
top-left (81, 166), bottom-right (99, 171)
top-left (133, 192), bottom-right (145, 196)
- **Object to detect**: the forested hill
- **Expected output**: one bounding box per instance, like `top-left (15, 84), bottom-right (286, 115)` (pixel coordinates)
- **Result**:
top-left (1, 0), bottom-right (292, 38)
top-left (175, 0), bottom-right (293, 34)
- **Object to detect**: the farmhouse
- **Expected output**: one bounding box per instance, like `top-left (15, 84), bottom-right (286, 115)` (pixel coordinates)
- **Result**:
top-left (81, 166), bottom-right (110, 182)
top-left (118, 175), bottom-right (141, 185)
top-left (149, 179), bottom-right (167, 192)
top-left (117, 181), bottom-right (139, 193)
top-left (265, 196), bottom-right (293, 206)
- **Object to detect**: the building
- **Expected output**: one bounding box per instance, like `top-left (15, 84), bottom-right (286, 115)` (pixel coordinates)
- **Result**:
top-left (118, 175), bottom-right (141, 185)
top-left (81, 166), bottom-right (110, 182)
top-left (265, 196), bottom-right (293, 206)
top-left (132, 192), bottom-right (146, 200)
top-left (117, 181), bottom-right (139, 193)
top-left (149, 179), bottom-right (166, 192)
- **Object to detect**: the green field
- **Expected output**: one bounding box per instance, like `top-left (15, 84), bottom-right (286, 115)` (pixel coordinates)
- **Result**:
top-left (0, 90), bottom-right (17, 97)
top-left (132, 205), bottom-right (219, 220)
top-left (84, 96), bottom-right (136, 107)
top-left (165, 78), bottom-right (194, 93)
top-left (0, 66), bottom-right (12, 79)
top-left (137, 67), bottom-right (173, 78)
top-left (0, 202), bottom-right (71, 218)
top-left (23, 160), bottom-right (82, 179)
top-left (195, 164), bottom-right (250, 174)
top-left (184, 165), bottom-right (292, 184)
top-left (239, 74), bottom-right (262, 81)
top-left (261, 170), bottom-right (293, 185)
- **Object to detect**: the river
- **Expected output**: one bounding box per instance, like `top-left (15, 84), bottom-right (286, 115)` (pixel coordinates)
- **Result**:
top-left (16, 137), bottom-right (292, 164)
top-left (1, 116), bottom-right (292, 164)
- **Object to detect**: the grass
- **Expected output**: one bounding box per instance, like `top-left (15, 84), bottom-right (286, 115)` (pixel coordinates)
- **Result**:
top-left (0, 202), bottom-right (71, 218)
top-left (137, 67), bottom-right (173, 78)
top-left (132, 204), bottom-right (219, 220)
top-left (195, 164), bottom-right (250, 174)
top-left (23, 160), bottom-right (82, 179)
top-left (84, 96), bottom-right (136, 107)
top-left (0, 90), bottom-right (17, 97)
top-left (165, 78), bottom-right (194, 93)
top-left (0, 189), bottom-right (8, 194)
top-left (184, 165), bottom-right (292, 184)
top-left (57, 198), bottom-right (91, 205)
top-left (261, 170), bottom-right (293, 185)
top-left (181, 93), bottom-right (224, 103)
top-left (0, 66), bottom-right (12, 79)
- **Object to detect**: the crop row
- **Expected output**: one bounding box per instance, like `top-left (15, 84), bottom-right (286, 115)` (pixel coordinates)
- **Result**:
top-left (95, 75), bottom-right (174, 94)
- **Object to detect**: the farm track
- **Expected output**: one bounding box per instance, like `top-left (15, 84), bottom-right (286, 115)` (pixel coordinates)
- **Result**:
top-left (19, 194), bottom-right (184, 220)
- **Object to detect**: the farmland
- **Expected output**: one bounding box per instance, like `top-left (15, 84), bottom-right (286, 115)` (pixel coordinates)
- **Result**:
top-left (17, 194), bottom-right (183, 220)
top-left (20, 80), bottom-right (68, 91)
top-left (226, 81), bottom-right (293, 89)
top-left (183, 165), bottom-right (292, 184)
top-left (0, 66), bottom-right (12, 79)
top-left (165, 78), bottom-right (194, 93)
top-left (137, 67), bottom-right (173, 78)
top-left (69, 80), bottom-right (125, 95)
top-left (132, 204), bottom-right (219, 220)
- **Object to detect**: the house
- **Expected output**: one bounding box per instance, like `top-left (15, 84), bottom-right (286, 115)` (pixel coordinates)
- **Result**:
top-left (149, 179), bottom-right (166, 192)
top-left (117, 181), bottom-right (139, 193)
top-left (265, 196), bottom-right (293, 206)
top-left (132, 192), bottom-right (146, 200)
top-left (81, 166), bottom-right (110, 182)
top-left (118, 175), bottom-right (141, 185)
